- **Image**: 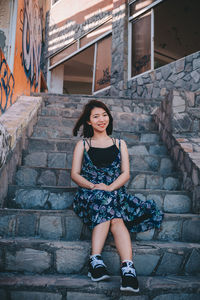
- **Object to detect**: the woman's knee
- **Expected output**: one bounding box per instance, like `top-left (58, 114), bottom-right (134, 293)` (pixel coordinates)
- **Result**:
top-left (110, 218), bottom-right (124, 233)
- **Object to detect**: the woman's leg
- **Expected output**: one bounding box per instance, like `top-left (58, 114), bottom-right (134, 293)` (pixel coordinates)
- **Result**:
top-left (110, 218), bottom-right (132, 261)
top-left (91, 220), bottom-right (111, 255)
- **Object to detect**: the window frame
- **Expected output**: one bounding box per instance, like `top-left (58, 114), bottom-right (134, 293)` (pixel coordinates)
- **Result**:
top-left (128, 0), bottom-right (164, 80)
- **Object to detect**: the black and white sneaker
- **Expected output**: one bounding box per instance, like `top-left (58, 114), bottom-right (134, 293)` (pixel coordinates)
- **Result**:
top-left (120, 260), bottom-right (139, 292)
top-left (88, 255), bottom-right (110, 282)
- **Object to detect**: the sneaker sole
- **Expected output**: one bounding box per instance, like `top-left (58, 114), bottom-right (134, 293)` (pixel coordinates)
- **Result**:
top-left (120, 286), bottom-right (139, 293)
top-left (88, 272), bottom-right (110, 282)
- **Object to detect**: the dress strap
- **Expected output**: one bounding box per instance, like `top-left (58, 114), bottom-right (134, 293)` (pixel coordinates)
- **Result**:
top-left (112, 137), bottom-right (116, 145)
top-left (119, 139), bottom-right (121, 151)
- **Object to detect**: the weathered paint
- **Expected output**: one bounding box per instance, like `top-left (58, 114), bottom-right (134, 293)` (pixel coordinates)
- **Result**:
top-left (0, 49), bottom-right (15, 114)
top-left (0, 0), bottom-right (47, 115)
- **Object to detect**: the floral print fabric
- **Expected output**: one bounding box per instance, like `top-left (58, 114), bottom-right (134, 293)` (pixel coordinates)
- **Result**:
top-left (73, 139), bottom-right (164, 232)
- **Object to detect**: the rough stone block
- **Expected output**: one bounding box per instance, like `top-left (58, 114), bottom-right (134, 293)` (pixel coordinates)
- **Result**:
top-left (102, 250), bottom-right (120, 275)
top-left (175, 58), bottom-right (185, 73)
top-left (6, 248), bottom-right (51, 273)
top-left (157, 220), bottom-right (182, 241)
top-left (159, 158), bottom-right (173, 176)
top-left (156, 252), bottom-right (183, 275)
top-left (134, 254), bottom-right (160, 275)
top-left (56, 243), bottom-right (89, 273)
top-left (193, 58), bottom-right (200, 70)
top-left (65, 215), bottom-right (83, 241)
top-left (182, 220), bottom-right (200, 242)
top-left (129, 174), bottom-right (145, 189)
top-left (17, 214), bottom-right (36, 236)
top-left (130, 156), bottom-right (149, 171)
top-left (0, 215), bottom-right (15, 237)
top-left (185, 249), bottom-right (200, 274)
top-left (140, 133), bottom-right (159, 143)
top-left (0, 249), bottom-right (3, 269)
top-left (149, 145), bottom-right (167, 156)
top-left (47, 153), bottom-right (67, 168)
top-left (57, 170), bottom-right (71, 186)
top-left (39, 216), bottom-right (62, 239)
top-left (153, 294), bottom-right (200, 300)
top-left (48, 192), bottom-right (74, 209)
top-left (161, 65), bottom-right (172, 80)
top-left (144, 156), bottom-right (159, 172)
top-left (136, 229), bottom-right (155, 241)
top-left (14, 189), bottom-right (49, 209)
top-left (38, 170), bottom-right (57, 186)
top-left (146, 175), bottom-right (163, 190)
top-left (164, 194), bottom-right (191, 213)
top-left (163, 177), bottom-right (179, 191)
top-left (15, 168), bottom-right (38, 186)
top-left (10, 291), bottom-right (62, 300)
top-left (0, 290), bottom-right (7, 300)
top-left (128, 146), bottom-right (148, 155)
top-left (120, 296), bottom-right (148, 300)
top-left (24, 152), bottom-right (47, 167)
top-left (67, 292), bottom-right (109, 300)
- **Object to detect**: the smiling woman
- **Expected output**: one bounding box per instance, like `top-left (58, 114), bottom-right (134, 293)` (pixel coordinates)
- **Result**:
top-left (71, 99), bottom-right (163, 292)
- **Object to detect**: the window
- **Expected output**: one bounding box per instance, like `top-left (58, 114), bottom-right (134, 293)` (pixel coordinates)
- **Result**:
top-left (62, 34), bottom-right (112, 95)
top-left (131, 12), bottom-right (151, 77)
top-left (49, 19), bottom-right (112, 95)
top-left (129, 0), bottom-right (200, 78)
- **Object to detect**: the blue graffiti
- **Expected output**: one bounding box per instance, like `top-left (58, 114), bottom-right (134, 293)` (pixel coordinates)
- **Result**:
top-left (0, 56), bottom-right (15, 114)
top-left (22, 0), bottom-right (42, 88)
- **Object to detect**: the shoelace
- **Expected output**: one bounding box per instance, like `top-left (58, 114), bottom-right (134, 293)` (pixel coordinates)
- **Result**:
top-left (91, 256), bottom-right (106, 269)
top-left (121, 261), bottom-right (136, 277)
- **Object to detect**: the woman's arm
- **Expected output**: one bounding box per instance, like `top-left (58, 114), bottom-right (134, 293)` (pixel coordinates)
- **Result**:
top-left (71, 140), bottom-right (95, 190)
top-left (94, 139), bottom-right (130, 192)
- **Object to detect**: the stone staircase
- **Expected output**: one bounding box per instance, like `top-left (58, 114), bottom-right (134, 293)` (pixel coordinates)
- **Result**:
top-left (0, 94), bottom-right (200, 300)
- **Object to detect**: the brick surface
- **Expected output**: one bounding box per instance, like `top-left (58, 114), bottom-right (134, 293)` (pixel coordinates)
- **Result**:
top-left (5, 248), bottom-right (51, 273)
top-left (10, 291), bottom-right (62, 300)
top-left (39, 216), bottom-right (63, 239)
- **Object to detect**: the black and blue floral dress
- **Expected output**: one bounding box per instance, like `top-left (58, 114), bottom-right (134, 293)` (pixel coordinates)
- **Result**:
top-left (73, 139), bottom-right (163, 232)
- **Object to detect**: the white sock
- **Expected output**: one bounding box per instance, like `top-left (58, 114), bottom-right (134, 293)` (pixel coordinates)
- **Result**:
top-left (90, 254), bottom-right (101, 259)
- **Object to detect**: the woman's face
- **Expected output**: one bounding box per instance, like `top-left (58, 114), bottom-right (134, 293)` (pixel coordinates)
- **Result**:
top-left (88, 107), bottom-right (110, 133)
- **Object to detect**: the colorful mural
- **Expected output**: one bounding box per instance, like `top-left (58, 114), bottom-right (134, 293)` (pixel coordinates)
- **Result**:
top-left (21, 0), bottom-right (42, 88)
top-left (0, 49), bottom-right (15, 114)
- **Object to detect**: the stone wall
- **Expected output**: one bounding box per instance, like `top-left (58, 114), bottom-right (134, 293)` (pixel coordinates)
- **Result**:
top-left (0, 96), bottom-right (43, 206)
top-left (126, 51), bottom-right (200, 100)
top-left (153, 89), bottom-right (200, 213)
top-left (110, 1), bottom-right (127, 98)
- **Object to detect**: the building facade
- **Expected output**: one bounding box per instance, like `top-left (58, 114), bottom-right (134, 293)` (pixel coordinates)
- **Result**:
top-left (0, 0), bottom-right (49, 114)
top-left (46, 0), bottom-right (200, 99)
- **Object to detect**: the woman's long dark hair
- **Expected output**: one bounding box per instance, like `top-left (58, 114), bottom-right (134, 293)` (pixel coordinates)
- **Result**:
top-left (73, 100), bottom-right (113, 137)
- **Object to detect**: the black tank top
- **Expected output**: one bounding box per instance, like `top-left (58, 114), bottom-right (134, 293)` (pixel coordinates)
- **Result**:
top-left (86, 139), bottom-right (119, 168)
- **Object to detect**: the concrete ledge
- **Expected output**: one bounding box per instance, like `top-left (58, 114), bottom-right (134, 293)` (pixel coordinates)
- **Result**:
top-left (153, 89), bottom-right (200, 212)
top-left (0, 96), bottom-right (43, 206)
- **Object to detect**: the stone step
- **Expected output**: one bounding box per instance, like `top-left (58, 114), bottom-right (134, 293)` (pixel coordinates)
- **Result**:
top-left (1, 208), bottom-right (199, 243)
top-left (22, 151), bottom-right (174, 174)
top-left (0, 273), bottom-right (199, 300)
top-left (32, 125), bottom-right (162, 143)
top-left (27, 137), bottom-right (168, 155)
top-left (14, 166), bottom-right (182, 191)
top-left (0, 238), bottom-right (200, 277)
top-left (35, 112), bottom-right (158, 132)
top-left (40, 98), bottom-right (161, 115)
top-left (40, 92), bottom-right (161, 106)
top-left (6, 185), bottom-right (191, 213)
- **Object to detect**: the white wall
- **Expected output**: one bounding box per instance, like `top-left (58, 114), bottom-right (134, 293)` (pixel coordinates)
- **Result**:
top-left (49, 64), bottom-right (64, 93)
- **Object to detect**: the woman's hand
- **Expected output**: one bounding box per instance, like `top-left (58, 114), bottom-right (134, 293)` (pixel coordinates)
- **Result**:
top-left (93, 183), bottom-right (112, 192)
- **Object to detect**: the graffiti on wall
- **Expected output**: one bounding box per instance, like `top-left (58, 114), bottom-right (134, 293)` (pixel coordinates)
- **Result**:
top-left (0, 49), bottom-right (15, 114)
top-left (21, 0), bottom-right (42, 88)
